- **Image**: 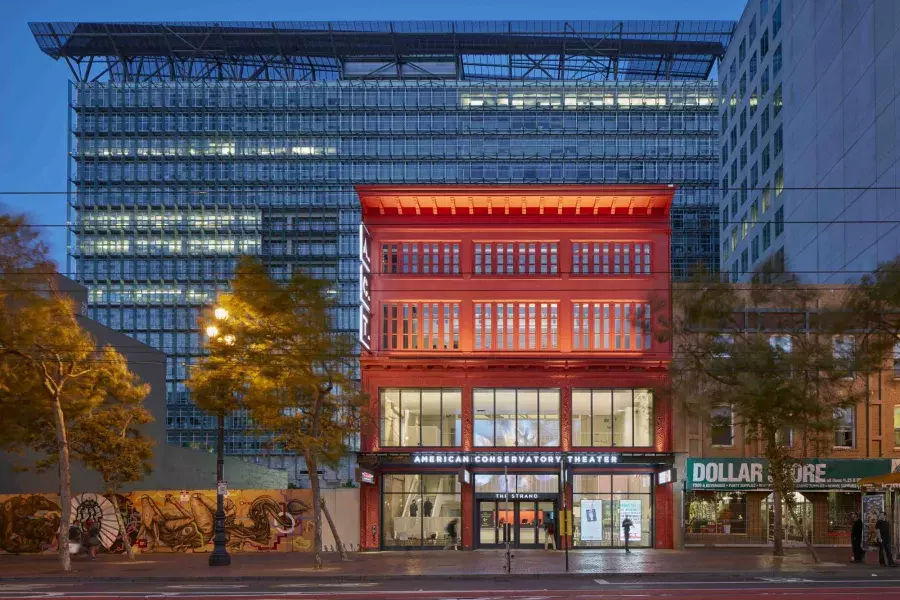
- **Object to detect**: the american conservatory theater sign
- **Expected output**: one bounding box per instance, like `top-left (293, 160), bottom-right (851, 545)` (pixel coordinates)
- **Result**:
top-left (411, 452), bottom-right (620, 466)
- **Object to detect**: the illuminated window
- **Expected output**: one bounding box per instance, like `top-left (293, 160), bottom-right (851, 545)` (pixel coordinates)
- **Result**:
top-left (572, 242), bottom-right (650, 275)
top-left (572, 388), bottom-right (654, 447)
top-left (572, 302), bottom-right (650, 351)
top-left (475, 242), bottom-right (557, 276)
top-left (473, 388), bottom-right (560, 447)
top-left (380, 388), bottom-right (461, 448)
top-left (381, 301), bottom-right (460, 351)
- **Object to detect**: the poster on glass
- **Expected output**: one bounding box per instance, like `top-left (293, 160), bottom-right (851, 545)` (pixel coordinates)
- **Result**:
top-left (580, 499), bottom-right (603, 542)
top-left (619, 499), bottom-right (642, 542)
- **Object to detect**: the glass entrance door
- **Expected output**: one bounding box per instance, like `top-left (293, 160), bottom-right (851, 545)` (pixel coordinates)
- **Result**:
top-left (477, 500), bottom-right (556, 548)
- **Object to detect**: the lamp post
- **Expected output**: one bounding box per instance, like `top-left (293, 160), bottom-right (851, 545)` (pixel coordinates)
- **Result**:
top-left (206, 307), bottom-right (233, 567)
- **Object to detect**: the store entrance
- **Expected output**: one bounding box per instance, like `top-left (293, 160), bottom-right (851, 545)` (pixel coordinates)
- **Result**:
top-left (477, 500), bottom-right (557, 548)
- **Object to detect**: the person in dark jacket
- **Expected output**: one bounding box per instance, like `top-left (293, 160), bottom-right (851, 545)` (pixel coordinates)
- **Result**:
top-left (622, 517), bottom-right (634, 554)
top-left (443, 518), bottom-right (459, 550)
top-left (876, 512), bottom-right (897, 567)
top-left (850, 512), bottom-right (865, 563)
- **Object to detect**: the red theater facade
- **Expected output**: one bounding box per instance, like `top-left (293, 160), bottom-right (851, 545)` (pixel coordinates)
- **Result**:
top-left (357, 185), bottom-right (675, 551)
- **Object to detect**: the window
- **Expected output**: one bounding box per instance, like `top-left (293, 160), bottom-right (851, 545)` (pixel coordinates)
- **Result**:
top-left (740, 74), bottom-right (747, 99)
top-left (739, 37), bottom-right (747, 63)
top-left (750, 52), bottom-right (758, 80)
top-left (473, 388), bottom-right (560, 447)
top-left (740, 143), bottom-right (747, 170)
top-left (760, 29), bottom-right (769, 57)
top-left (685, 492), bottom-right (748, 537)
top-left (773, 44), bottom-right (782, 76)
top-left (761, 66), bottom-right (770, 95)
top-left (775, 167), bottom-right (784, 196)
top-left (751, 162), bottom-right (759, 189)
top-left (762, 184), bottom-right (772, 212)
top-left (740, 108), bottom-right (747, 135)
top-left (750, 125), bottom-right (758, 153)
top-left (572, 388), bottom-right (654, 447)
top-left (749, 15), bottom-right (757, 43)
top-left (380, 388), bottom-right (462, 447)
top-left (894, 405), bottom-right (900, 447)
top-left (774, 125), bottom-right (783, 157)
top-left (770, 334), bottom-right (791, 354)
top-left (722, 207), bottom-right (729, 228)
top-left (777, 427), bottom-right (793, 447)
top-left (382, 474), bottom-right (460, 549)
top-left (762, 144), bottom-right (771, 173)
top-left (775, 206), bottom-right (784, 236)
top-left (574, 474), bottom-right (652, 548)
top-left (752, 235), bottom-right (760, 262)
top-left (750, 90), bottom-right (758, 116)
top-left (381, 301), bottom-right (460, 350)
top-left (474, 302), bottom-right (557, 351)
top-left (761, 105), bottom-right (770, 135)
top-left (773, 1), bottom-right (782, 35)
top-left (388, 242), bottom-right (459, 275)
top-left (761, 0), bottom-right (769, 16)
top-left (476, 242), bottom-right (557, 276)
top-left (710, 406), bottom-right (734, 446)
top-left (834, 408), bottom-right (855, 448)
top-left (731, 260), bottom-right (738, 283)
top-left (774, 84), bottom-right (783, 116)
top-left (730, 59), bottom-right (737, 80)
top-left (832, 335), bottom-right (856, 378)
top-left (572, 242), bottom-right (651, 275)
top-left (894, 342), bottom-right (900, 378)
top-left (730, 93), bottom-right (737, 117)
top-left (572, 302), bottom-right (651, 351)
top-left (741, 215), bottom-right (748, 239)
top-left (741, 249), bottom-right (749, 274)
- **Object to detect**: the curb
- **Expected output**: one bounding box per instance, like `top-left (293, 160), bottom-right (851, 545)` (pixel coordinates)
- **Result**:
top-left (0, 568), bottom-right (873, 584)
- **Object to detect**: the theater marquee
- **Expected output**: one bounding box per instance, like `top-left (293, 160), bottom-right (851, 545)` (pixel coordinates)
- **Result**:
top-left (411, 452), bottom-right (620, 466)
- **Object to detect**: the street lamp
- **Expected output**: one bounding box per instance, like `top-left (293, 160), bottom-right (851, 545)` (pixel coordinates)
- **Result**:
top-left (206, 306), bottom-right (232, 567)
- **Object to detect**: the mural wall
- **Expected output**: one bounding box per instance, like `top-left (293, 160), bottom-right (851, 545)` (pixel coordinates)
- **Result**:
top-left (0, 489), bottom-right (353, 554)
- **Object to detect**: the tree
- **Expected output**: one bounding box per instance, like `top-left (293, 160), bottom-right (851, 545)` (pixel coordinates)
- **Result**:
top-left (667, 272), bottom-right (862, 557)
top-left (188, 257), bottom-right (367, 568)
top-left (840, 257), bottom-right (900, 373)
top-left (0, 214), bottom-right (152, 571)
top-left (70, 400), bottom-right (154, 560)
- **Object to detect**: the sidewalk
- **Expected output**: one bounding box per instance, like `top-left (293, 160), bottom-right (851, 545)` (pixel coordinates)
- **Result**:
top-left (0, 547), bottom-right (881, 582)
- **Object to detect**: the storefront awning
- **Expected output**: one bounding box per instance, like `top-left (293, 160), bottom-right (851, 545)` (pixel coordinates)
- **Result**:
top-left (859, 471), bottom-right (900, 488)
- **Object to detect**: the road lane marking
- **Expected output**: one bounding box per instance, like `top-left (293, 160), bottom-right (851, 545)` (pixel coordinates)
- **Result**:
top-left (594, 580), bottom-right (610, 585)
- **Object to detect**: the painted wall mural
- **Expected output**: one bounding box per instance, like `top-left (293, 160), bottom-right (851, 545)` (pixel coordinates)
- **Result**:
top-left (0, 490), bottom-right (317, 554)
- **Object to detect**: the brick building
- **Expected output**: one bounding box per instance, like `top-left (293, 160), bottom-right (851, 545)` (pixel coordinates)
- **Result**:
top-left (356, 184), bottom-right (677, 551)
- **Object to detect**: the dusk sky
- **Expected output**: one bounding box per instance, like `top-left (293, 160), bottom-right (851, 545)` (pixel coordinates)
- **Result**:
top-left (0, 0), bottom-right (746, 268)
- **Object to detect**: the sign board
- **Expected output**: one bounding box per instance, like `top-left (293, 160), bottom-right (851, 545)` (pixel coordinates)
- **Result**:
top-left (358, 224), bottom-right (372, 350)
top-left (619, 499), bottom-right (642, 542)
top-left (559, 509), bottom-right (573, 535)
top-left (686, 458), bottom-right (892, 491)
top-left (658, 468), bottom-right (676, 485)
top-left (217, 481), bottom-right (228, 497)
top-left (356, 468), bottom-right (375, 485)
top-left (580, 499), bottom-right (603, 541)
top-left (411, 452), bottom-right (620, 466)
top-left (459, 468), bottom-right (471, 486)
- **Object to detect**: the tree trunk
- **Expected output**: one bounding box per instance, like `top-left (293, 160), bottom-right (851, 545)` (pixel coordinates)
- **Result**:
top-left (52, 395), bottom-right (72, 573)
top-left (110, 494), bottom-right (134, 560)
top-left (772, 488), bottom-right (784, 557)
top-left (787, 504), bottom-right (819, 563)
top-left (321, 497), bottom-right (349, 561)
top-left (305, 451), bottom-right (323, 569)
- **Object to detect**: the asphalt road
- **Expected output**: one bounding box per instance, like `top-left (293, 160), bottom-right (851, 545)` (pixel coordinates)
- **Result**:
top-left (1, 576), bottom-right (900, 599)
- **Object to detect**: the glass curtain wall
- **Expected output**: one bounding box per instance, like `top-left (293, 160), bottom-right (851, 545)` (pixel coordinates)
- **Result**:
top-left (382, 474), bottom-right (461, 549)
top-left (473, 388), bottom-right (560, 447)
top-left (573, 474), bottom-right (653, 548)
top-left (571, 388), bottom-right (654, 447)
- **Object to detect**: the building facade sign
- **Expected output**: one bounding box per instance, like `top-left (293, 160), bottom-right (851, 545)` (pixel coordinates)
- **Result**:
top-left (358, 223), bottom-right (372, 350)
top-left (686, 458), bottom-right (892, 491)
top-left (411, 452), bottom-right (620, 466)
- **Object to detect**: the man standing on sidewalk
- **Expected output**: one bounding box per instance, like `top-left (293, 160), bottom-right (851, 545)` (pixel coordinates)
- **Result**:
top-left (876, 512), bottom-right (897, 567)
top-left (851, 512), bottom-right (865, 563)
top-left (622, 517), bottom-right (634, 554)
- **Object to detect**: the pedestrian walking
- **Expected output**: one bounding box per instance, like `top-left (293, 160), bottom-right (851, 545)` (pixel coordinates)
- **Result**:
top-left (443, 518), bottom-right (459, 550)
top-left (622, 517), bottom-right (634, 554)
top-left (67, 523), bottom-right (83, 557)
top-left (876, 512), bottom-right (897, 567)
top-left (544, 519), bottom-right (557, 551)
top-left (84, 519), bottom-right (101, 560)
top-left (851, 512), bottom-right (866, 563)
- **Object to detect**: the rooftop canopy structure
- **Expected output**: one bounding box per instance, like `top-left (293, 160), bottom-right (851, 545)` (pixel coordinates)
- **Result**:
top-left (30, 20), bottom-right (734, 83)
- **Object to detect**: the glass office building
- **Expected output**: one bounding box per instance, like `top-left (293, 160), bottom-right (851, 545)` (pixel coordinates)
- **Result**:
top-left (30, 21), bottom-right (733, 482)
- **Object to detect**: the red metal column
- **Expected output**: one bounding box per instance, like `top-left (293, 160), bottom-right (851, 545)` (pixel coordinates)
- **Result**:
top-left (654, 482), bottom-right (674, 549)
top-left (359, 477), bottom-right (380, 551)
top-left (461, 481), bottom-right (474, 549)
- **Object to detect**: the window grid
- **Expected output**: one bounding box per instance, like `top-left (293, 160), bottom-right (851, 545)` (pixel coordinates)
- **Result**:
top-left (382, 242), bottom-right (460, 275)
top-left (382, 301), bottom-right (460, 350)
top-left (474, 242), bottom-right (558, 275)
top-left (475, 302), bottom-right (559, 351)
top-left (572, 242), bottom-right (651, 275)
top-left (572, 302), bottom-right (651, 351)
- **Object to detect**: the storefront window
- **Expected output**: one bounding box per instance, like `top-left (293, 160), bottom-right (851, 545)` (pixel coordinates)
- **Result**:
top-left (685, 492), bottom-right (748, 537)
top-left (573, 474), bottom-right (652, 548)
top-left (473, 388), bottom-right (560, 447)
top-left (827, 492), bottom-right (857, 541)
top-left (380, 388), bottom-right (461, 447)
top-left (382, 474), bottom-right (461, 548)
top-left (571, 388), bottom-right (654, 448)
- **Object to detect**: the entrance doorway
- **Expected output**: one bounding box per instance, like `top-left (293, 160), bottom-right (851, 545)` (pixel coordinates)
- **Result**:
top-left (477, 500), bottom-right (557, 548)
top-left (766, 492), bottom-right (813, 545)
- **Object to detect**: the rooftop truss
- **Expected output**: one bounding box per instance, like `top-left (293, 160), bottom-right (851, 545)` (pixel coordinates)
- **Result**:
top-left (30, 20), bottom-right (735, 83)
